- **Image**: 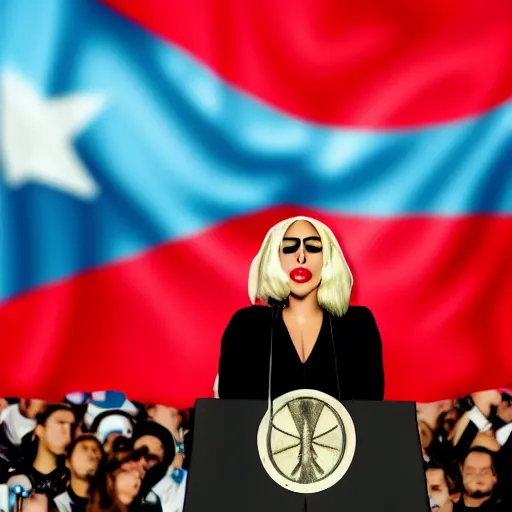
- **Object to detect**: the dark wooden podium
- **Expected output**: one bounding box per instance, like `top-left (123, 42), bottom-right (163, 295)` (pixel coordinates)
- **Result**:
top-left (183, 400), bottom-right (430, 511)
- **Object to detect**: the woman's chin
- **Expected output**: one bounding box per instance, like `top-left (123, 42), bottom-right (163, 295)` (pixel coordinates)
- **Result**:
top-left (288, 283), bottom-right (319, 299)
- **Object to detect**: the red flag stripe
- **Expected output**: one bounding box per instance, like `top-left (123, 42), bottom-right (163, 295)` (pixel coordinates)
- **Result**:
top-left (100, 0), bottom-right (512, 127)
top-left (1, 208), bottom-right (511, 408)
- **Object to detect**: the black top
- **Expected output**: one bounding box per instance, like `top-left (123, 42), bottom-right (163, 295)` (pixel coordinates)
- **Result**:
top-left (6, 462), bottom-right (69, 499)
top-left (218, 305), bottom-right (384, 401)
top-left (67, 487), bottom-right (89, 512)
top-left (454, 497), bottom-right (509, 511)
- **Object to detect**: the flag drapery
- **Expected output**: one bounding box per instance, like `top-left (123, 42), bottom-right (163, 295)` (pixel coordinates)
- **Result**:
top-left (1, 0), bottom-right (511, 408)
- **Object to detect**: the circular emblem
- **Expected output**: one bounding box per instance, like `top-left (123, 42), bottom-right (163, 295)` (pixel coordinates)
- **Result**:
top-left (257, 389), bottom-right (356, 494)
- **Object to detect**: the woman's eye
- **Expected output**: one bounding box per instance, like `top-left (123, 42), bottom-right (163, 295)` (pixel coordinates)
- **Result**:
top-left (282, 242), bottom-right (300, 254)
top-left (305, 244), bottom-right (322, 253)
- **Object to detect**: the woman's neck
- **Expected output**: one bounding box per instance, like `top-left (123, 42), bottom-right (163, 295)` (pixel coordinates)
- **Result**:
top-left (286, 291), bottom-right (322, 319)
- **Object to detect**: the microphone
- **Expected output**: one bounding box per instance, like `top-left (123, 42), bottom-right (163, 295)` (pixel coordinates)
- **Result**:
top-left (267, 297), bottom-right (287, 309)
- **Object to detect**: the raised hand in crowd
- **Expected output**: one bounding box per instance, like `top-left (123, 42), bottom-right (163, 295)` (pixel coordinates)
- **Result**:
top-left (471, 390), bottom-right (502, 417)
top-left (451, 390), bottom-right (503, 447)
top-left (496, 400), bottom-right (512, 424)
top-left (146, 405), bottom-right (183, 443)
top-left (18, 400), bottom-right (46, 420)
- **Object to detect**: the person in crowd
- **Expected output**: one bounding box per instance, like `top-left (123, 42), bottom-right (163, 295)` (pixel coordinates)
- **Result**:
top-left (3, 403), bottom-right (75, 499)
top-left (146, 407), bottom-right (182, 447)
top-left (0, 399), bottom-right (47, 481)
top-left (418, 399), bottom-right (465, 466)
top-left (54, 435), bottom-right (105, 512)
top-left (131, 420), bottom-right (187, 512)
top-left (421, 389), bottom-right (512, 511)
top-left (89, 411), bottom-right (135, 455)
top-left (145, 406), bottom-right (185, 471)
top-left (61, 400), bottom-right (89, 441)
top-left (1, 400), bottom-right (47, 443)
top-left (218, 216), bottom-right (384, 401)
top-left (426, 463), bottom-right (460, 511)
top-left (2, 384), bottom-right (509, 511)
top-left (454, 447), bottom-right (506, 510)
top-left (81, 392), bottom-right (139, 456)
top-left (86, 446), bottom-right (144, 512)
top-left (450, 391), bottom-right (512, 508)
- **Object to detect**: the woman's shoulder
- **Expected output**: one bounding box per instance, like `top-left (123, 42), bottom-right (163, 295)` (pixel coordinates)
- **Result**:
top-left (220, 306), bottom-right (272, 354)
top-left (230, 304), bottom-right (273, 324)
top-left (336, 305), bottom-right (381, 346)
top-left (339, 305), bottom-right (376, 322)
top-left (332, 305), bottom-right (380, 338)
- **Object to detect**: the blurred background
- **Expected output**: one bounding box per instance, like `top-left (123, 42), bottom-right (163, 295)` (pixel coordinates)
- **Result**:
top-left (1, 0), bottom-right (511, 425)
top-left (1, 1), bottom-right (512, 510)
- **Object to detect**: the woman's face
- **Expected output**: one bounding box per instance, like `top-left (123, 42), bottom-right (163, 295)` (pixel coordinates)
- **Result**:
top-left (279, 221), bottom-right (323, 299)
top-left (114, 466), bottom-right (142, 505)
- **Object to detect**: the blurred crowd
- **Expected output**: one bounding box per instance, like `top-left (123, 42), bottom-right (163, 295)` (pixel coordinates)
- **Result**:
top-left (0, 392), bottom-right (191, 512)
top-left (419, 389), bottom-right (512, 511)
top-left (1, 388), bottom-right (511, 511)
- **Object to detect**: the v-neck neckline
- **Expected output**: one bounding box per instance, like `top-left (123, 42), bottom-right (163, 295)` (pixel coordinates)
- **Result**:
top-left (280, 309), bottom-right (326, 365)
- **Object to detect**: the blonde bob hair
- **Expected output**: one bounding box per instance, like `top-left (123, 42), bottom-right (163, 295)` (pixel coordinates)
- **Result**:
top-left (248, 216), bottom-right (353, 317)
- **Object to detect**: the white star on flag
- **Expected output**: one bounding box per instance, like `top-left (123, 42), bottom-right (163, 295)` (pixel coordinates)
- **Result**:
top-left (1, 71), bottom-right (107, 200)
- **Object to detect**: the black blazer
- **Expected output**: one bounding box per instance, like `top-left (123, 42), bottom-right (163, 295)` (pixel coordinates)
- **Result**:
top-left (218, 305), bottom-right (384, 401)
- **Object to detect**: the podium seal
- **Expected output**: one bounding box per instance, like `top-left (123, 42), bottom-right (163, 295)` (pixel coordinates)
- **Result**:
top-left (257, 389), bottom-right (356, 494)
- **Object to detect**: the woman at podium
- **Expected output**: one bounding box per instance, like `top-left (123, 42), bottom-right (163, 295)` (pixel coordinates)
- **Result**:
top-left (217, 216), bottom-right (384, 402)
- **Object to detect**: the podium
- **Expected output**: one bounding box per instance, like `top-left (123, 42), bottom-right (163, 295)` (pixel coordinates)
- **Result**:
top-left (184, 399), bottom-right (430, 512)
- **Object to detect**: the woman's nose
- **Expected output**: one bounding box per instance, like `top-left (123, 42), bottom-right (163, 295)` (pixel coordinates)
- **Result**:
top-left (297, 248), bottom-right (306, 264)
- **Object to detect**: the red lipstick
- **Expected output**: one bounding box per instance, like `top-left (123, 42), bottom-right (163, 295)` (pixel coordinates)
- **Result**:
top-left (290, 267), bottom-right (312, 283)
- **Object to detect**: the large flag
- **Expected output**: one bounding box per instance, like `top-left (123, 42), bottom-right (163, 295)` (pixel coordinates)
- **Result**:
top-left (1, 0), bottom-right (511, 409)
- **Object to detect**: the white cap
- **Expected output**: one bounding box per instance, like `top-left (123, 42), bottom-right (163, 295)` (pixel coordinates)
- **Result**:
top-left (95, 414), bottom-right (134, 444)
top-left (84, 401), bottom-right (137, 430)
